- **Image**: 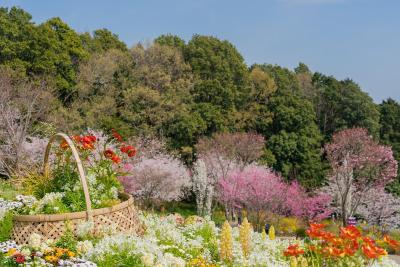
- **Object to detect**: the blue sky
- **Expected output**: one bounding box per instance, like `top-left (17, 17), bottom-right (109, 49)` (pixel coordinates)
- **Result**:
top-left (2, 0), bottom-right (400, 102)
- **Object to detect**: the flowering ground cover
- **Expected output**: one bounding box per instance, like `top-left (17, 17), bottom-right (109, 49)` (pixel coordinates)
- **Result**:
top-left (1, 210), bottom-right (399, 266)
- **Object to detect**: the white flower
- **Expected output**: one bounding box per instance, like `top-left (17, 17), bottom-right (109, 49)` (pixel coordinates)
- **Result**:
top-left (77, 240), bottom-right (94, 255)
top-left (141, 252), bottom-right (154, 266)
top-left (21, 247), bottom-right (31, 257)
top-left (76, 220), bottom-right (94, 238)
top-left (28, 233), bottom-right (42, 249)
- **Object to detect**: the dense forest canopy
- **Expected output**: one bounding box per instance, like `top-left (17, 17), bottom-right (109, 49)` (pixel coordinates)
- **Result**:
top-left (1, 6), bottom-right (399, 193)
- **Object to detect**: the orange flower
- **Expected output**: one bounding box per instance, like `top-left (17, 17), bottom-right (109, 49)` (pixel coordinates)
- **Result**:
top-left (384, 235), bottom-right (400, 250)
top-left (284, 244), bottom-right (305, 257)
top-left (362, 236), bottom-right (375, 245)
top-left (60, 140), bottom-right (69, 150)
top-left (344, 246), bottom-right (356, 256)
top-left (340, 225), bottom-right (361, 240)
top-left (362, 244), bottom-right (387, 259)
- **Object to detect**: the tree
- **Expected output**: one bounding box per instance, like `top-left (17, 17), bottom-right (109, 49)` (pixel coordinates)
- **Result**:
top-left (80, 28), bottom-right (127, 53)
top-left (119, 154), bottom-right (190, 209)
top-left (0, 68), bottom-right (54, 177)
top-left (324, 128), bottom-right (397, 225)
top-left (379, 98), bottom-right (400, 196)
top-left (185, 35), bottom-right (250, 134)
top-left (154, 34), bottom-right (186, 51)
top-left (312, 74), bottom-right (380, 139)
top-left (357, 188), bottom-right (400, 229)
top-left (195, 132), bottom-right (265, 220)
top-left (265, 94), bottom-right (325, 188)
top-left (218, 164), bottom-right (331, 225)
top-left (192, 159), bottom-right (214, 217)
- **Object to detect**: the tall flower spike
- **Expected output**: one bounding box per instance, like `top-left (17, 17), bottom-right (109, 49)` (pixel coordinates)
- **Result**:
top-left (220, 220), bottom-right (233, 262)
top-left (269, 225), bottom-right (276, 240)
top-left (239, 217), bottom-right (252, 259)
top-left (261, 228), bottom-right (267, 241)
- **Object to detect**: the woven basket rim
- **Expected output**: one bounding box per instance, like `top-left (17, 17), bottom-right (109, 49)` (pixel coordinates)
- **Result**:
top-left (13, 193), bottom-right (133, 222)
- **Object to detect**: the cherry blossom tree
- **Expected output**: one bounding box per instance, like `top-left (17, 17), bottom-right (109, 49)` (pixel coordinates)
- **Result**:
top-left (0, 69), bottom-right (53, 177)
top-left (192, 159), bottom-right (214, 217)
top-left (218, 164), bottom-right (331, 224)
top-left (119, 154), bottom-right (190, 209)
top-left (195, 132), bottom-right (265, 220)
top-left (324, 128), bottom-right (397, 225)
top-left (357, 188), bottom-right (400, 229)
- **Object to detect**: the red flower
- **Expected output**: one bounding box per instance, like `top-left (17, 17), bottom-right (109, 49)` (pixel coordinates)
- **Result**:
top-left (284, 244), bottom-right (305, 257)
top-left (15, 254), bottom-right (25, 264)
top-left (104, 149), bottom-right (115, 159)
top-left (112, 129), bottom-right (123, 142)
top-left (111, 155), bottom-right (121, 164)
top-left (120, 145), bottom-right (137, 157)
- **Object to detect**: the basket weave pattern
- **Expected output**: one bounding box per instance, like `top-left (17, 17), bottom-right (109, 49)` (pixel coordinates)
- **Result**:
top-left (11, 133), bottom-right (140, 245)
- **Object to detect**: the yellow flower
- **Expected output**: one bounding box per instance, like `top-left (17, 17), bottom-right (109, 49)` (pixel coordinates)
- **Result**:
top-left (6, 248), bottom-right (17, 256)
top-left (45, 255), bottom-right (59, 263)
top-left (239, 217), bottom-right (252, 259)
top-left (290, 256), bottom-right (298, 267)
top-left (298, 256), bottom-right (308, 267)
top-left (261, 228), bottom-right (267, 241)
top-left (188, 256), bottom-right (217, 267)
top-left (269, 225), bottom-right (276, 240)
top-left (220, 220), bottom-right (233, 262)
top-left (67, 251), bottom-right (75, 258)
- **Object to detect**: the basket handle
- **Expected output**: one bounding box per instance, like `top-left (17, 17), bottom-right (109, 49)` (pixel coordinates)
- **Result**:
top-left (43, 133), bottom-right (92, 220)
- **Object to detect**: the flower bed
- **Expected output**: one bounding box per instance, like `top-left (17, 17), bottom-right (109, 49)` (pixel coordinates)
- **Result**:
top-left (1, 212), bottom-right (400, 266)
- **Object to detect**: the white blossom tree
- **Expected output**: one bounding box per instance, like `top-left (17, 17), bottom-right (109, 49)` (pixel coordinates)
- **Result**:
top-left (358, 188), bottom-right (400, 229)
top-left (192, 159), bottom-right (214, 217)
top-left (119, 153), bottom-right (191, 209)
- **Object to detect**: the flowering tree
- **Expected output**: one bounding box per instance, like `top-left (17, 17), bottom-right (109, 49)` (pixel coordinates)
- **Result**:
top-left (195, 132), bottom-right (265, 220)
top-left (285, 182), bottom-right (332, 221)
top-left (357, 188), bottom-right (400, 229)
top-left (0, 70), bottom-right (53, 177)
top-left (324, 128), bottom-right (397, 225)
top-left (119, 154), bottom-right (190, 208)
top-left (218, 165), bottom-right (331, 223)
top-left (192, 159), bottom-right (214, 217)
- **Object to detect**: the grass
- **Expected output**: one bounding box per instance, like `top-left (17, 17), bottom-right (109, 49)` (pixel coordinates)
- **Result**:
top-left (0, 179), bottom-right (20, 200)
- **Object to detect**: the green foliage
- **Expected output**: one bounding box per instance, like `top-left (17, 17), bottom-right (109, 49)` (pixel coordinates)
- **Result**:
top-left (154, 34), bottom-right (186, 51)
top-left (0, 180), bottom-right (19, 200)
top-left (380, 98), bottom-right (400, 196)
top-left (0, 6), bottom-right (397, 192)
top-left (264, 94), bottom-right (326, 187)
top-left (312, 73), bottom-right (380, 139)
top-left (55, 223), bottom-right (78, 252)
top-left (0, 211), bottom-right (13, 242)
top-left (81, 28), bottom-right (127, 53)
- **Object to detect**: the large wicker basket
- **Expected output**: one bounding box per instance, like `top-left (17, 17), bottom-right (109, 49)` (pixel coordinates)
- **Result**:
top-left (12, 133), bottom-right (140, 245)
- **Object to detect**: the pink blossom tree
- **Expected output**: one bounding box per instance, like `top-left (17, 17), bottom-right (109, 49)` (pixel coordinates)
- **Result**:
top-left (324, 128), bottom-right (398, 225)
top-left (196, 132), bottom-right (265, 220)
top-left (218, 164), bottom-right (331, 224)
top-left (285, 181), bottom-right (332, 222)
